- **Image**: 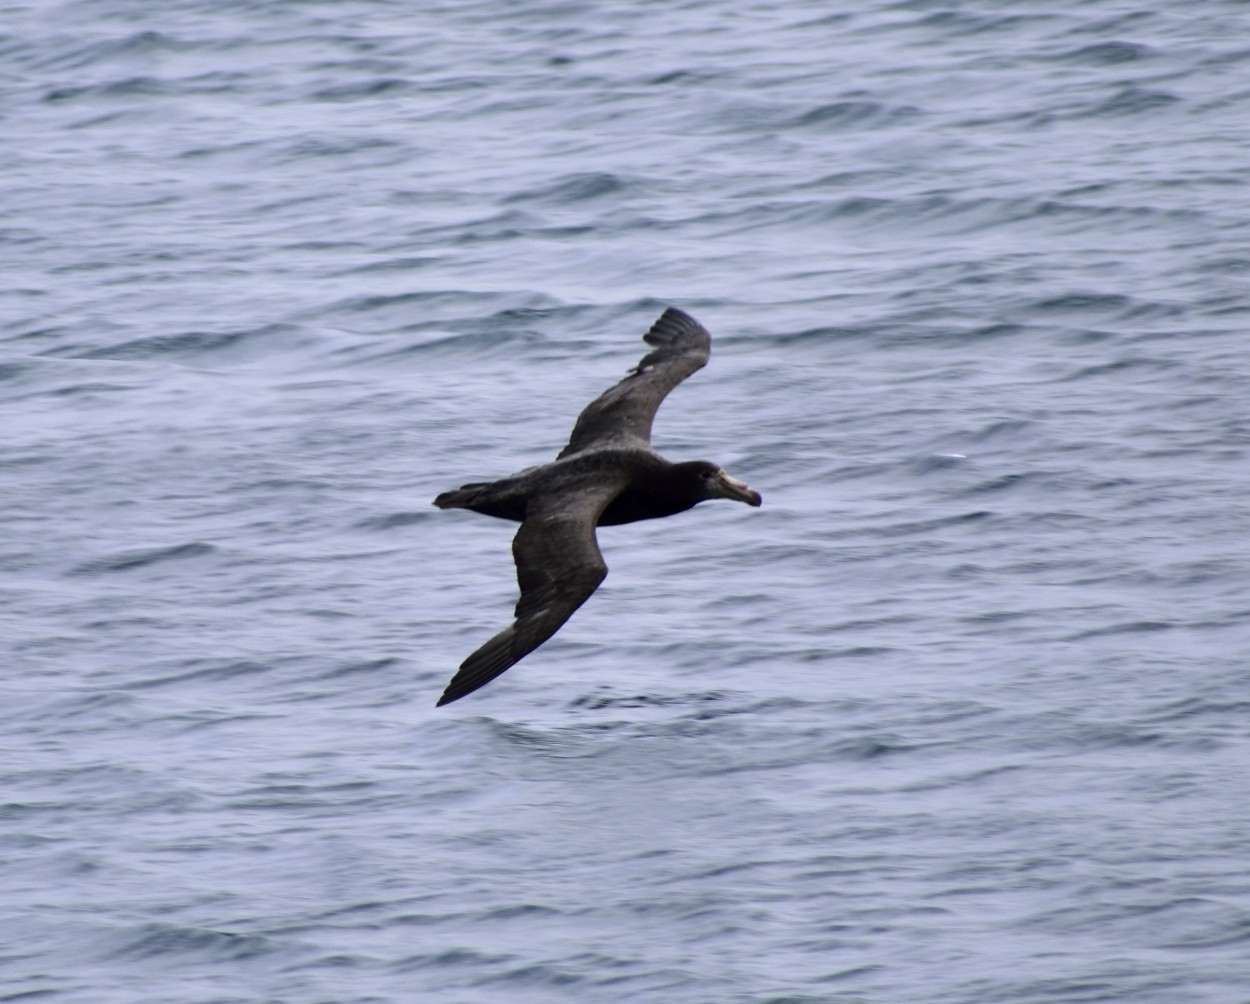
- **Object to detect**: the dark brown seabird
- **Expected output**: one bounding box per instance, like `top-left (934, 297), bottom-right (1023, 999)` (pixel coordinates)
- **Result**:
top-left (432, 307), bottom-right (762, 706)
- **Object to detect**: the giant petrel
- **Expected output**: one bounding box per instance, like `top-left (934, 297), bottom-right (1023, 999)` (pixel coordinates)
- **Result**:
top-left (433, 308), bottom-right (761, 706)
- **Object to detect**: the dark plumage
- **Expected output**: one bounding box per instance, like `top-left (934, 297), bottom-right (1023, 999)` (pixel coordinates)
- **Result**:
top-left (433, 307), bottom-right (761, 706)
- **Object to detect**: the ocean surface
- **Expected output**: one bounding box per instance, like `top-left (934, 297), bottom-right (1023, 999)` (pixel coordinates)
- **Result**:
top-left (4, 2), bottom-right (1250, 1001)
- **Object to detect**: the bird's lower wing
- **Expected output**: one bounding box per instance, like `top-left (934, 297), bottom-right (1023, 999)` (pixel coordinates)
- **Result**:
top-left (436, 482), bottom-right (624, 706)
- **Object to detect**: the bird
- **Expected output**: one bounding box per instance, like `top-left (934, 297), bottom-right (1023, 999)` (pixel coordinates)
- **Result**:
top-left (432, 307), bottom-right (761, 706)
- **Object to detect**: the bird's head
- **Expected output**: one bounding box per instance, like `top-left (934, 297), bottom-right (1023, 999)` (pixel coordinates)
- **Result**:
top-left (680, 461), bottom-right (763, 508)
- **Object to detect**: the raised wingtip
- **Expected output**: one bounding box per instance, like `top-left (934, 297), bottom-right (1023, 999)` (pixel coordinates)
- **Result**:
top-left (630, 308), bottom-right (711, 376)
top-left (643, 307), bottom-right (709, 348)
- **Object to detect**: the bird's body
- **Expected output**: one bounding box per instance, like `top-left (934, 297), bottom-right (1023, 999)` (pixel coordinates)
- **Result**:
top-left (433, 308), bottom-right (761, 706)
top-left (436, 449), bottom-right (720, 526)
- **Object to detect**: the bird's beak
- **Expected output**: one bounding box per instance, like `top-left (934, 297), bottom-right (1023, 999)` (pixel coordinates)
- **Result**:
top-left (715, 470), bottom-right (762, 507)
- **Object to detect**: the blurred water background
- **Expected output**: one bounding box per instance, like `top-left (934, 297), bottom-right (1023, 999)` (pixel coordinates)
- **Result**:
top-left (3, 1), bottom-right (1250, 1001)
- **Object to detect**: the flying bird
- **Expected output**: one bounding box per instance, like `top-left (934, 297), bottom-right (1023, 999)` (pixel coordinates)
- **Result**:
top-left (433, 307), bottom-right (761, 706)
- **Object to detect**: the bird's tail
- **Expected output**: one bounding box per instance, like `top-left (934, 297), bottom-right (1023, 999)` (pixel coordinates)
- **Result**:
top-left (433, 482), bottom-right (492, 509)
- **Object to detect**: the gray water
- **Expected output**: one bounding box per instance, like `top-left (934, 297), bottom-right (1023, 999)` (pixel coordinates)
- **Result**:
top-left (4, 2), bottom-right (1250, 1001)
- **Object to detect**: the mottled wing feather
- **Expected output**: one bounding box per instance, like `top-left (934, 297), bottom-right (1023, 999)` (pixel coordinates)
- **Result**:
top-left (436, 479), bottom-right (626, 706)
top-left (557, 308), bottom-right (711, 459)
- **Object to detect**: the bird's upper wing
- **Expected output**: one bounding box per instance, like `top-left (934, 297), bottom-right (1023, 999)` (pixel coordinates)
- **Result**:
top-left (556, 307), bottom-right (711, 460)
top-left (435, 476), bottom-right (627, 707)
